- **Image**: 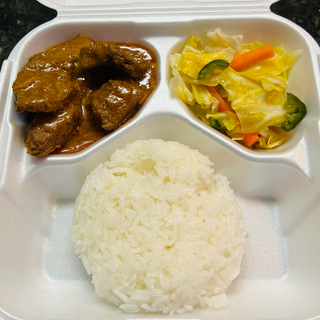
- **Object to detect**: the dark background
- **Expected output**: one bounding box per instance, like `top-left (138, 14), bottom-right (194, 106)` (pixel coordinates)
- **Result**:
top-left (0, 0), bottom-right (319, 68)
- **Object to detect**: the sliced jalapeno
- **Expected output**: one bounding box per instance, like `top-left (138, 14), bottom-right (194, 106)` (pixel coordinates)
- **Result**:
top-left (280, 93), bottom-right (307, 132)
top-left (198, 59), bottom-right (230, 80)
top-left (209, 117), bottom-right (227, 131)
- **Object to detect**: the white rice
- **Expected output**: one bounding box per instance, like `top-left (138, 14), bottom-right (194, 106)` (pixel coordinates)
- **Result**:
top-left (72, 139), bottom-right (246, 315)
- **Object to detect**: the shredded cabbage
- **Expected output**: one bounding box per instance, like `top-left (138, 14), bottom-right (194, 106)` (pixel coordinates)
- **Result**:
top-left (191, 84), bottom-right (217, 108)
top-left (240, 45), bottom-right (301, 92)
top-left (259, 127), bottom-right (289, 149)
top-left (207, 111), bottom-right (239, 131)
top-left (207, 28), bottom-right (243, 54)
top-left (219, 69), bottom-right (287, 133)
top-left (169, 66), bottom-right (195, 105)
top-left (176, 49), bottom-right (233, 80)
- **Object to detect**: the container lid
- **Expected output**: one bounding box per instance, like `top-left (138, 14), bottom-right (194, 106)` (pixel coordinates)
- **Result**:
top-left (37, 0), bottom-right (276, 13)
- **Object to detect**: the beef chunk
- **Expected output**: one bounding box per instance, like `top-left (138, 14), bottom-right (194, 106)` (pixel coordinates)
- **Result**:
top-left (108, 45), bottom-right (151, 80)
top-left (79, 42), bottom-right (110, 70)
top-left (79, 43), bottom-right (151, 80)
top-left (24, 93), bottom-right (82, 157)
top-left (12, 34), bottom-right (94, 113)
top-left (89, 79), bottom-right (144, 131)
top-left (24, 34), bottom-right (94, 73)
top-left (13, 69), bottom-right (74, 113)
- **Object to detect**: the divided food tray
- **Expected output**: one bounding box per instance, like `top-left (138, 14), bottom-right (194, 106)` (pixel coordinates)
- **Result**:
top-left (1, 0), bottom-right (320, 319)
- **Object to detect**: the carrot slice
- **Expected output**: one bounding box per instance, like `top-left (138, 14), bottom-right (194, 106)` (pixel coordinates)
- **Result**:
top-left (230, 44), bottom-right (275, 72)
top-left (242, 132), bottom-right (260, 147)
top-left (205, 85), bottom-right (234, 113)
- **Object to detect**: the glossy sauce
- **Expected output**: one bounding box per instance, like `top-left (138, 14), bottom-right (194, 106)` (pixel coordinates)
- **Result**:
top-left (54, 43), bottom-right (157, 154)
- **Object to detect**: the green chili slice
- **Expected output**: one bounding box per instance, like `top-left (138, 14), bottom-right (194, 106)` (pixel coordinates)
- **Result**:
top-left (209, 117), bottom-right (227, 131)
top-left (280, 93), bottom-right (307, 132)
top-left (197, 59), bottom-right (230, 80)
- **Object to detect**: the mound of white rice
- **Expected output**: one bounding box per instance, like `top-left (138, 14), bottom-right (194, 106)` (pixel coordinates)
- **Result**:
top-left (72, 139), bottom-right (246, 315)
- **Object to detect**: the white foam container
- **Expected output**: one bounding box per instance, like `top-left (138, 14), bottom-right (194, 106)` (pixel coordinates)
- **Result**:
top-left (1, 0), bottom-right (320, 319)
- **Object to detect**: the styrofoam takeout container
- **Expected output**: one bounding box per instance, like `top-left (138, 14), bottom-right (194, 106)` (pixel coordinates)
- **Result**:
top-left (0, 0), bottom-right (320, 319)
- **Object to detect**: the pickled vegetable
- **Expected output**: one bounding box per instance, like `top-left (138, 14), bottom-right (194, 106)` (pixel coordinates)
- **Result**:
top-left (169, 28), bottom-right (306, 149)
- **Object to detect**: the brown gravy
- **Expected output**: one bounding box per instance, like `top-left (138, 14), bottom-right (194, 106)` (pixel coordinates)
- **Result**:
top-left (56, 43), bottom-right (157, 154)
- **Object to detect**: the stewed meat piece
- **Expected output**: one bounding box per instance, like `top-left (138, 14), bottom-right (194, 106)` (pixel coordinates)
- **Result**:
top-left (108, 44), bottom-right (151, 80)
top-left (24, 93), bottom-right (82, 157)
top-left (89, 79), bottom-right (144, 131)
top-left (22, 34), bottom-right (94, 73)
top-left (79, 43), bottom-right (151, 80)
top-left (79, 42), bottom-right (110, 70)
top-left (13, 69), bottom-right (74, 113)
top-left (12, 34), bottom-right (94, 113)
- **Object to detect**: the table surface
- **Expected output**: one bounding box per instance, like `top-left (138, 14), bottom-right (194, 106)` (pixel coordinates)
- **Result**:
top-left (0, 0), bottom-right (319, 69)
